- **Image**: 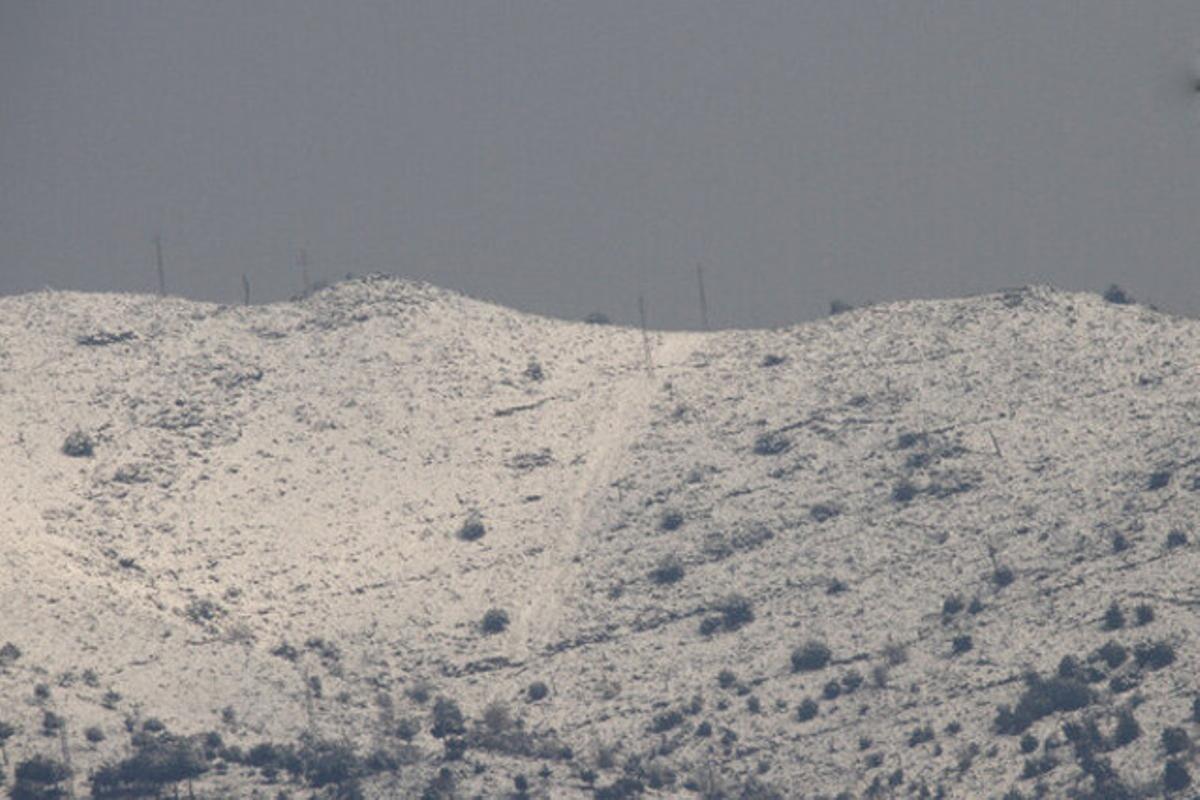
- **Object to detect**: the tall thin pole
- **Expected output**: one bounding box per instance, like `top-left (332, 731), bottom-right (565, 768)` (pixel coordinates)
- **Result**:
top-left (696, 263), bottom-right (710, 331)
top-left (154, 235), bottom-right (165, 297)
top-left (638, 294), bottom-right (653, 374)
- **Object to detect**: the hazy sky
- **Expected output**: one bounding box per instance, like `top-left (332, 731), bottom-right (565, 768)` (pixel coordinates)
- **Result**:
top-left (3, 2), bottom-right (1199, 328)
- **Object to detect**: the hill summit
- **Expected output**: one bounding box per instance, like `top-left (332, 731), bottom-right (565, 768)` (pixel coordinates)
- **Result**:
top-left (1, 278), bottom-right (1198, 798)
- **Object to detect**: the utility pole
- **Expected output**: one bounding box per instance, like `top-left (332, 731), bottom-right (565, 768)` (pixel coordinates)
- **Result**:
top-left (638, 294), bottom-right (653, 374)
top-left (696, 263), bottom-right (710, 331)
top-left (153, 235), bottom-right (165, 297)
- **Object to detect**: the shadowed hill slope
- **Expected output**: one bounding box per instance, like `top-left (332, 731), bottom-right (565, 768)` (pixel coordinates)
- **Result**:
top-left (1, 278), bottom-right (1197, 798)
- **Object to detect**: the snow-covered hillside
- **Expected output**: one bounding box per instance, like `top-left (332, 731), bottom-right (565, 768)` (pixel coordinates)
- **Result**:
top-left (1, 277), bottom-right (1198, 798)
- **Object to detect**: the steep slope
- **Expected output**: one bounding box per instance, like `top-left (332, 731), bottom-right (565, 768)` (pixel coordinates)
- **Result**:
top-left (1, 278), bottom-right (1198, 798)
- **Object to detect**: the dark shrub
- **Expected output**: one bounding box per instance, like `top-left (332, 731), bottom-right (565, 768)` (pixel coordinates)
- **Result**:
top-left (584, 312), bottom-right (611, 325)
top-left (430, 697), bottom-right (465, 739)
top-left (1134, 604), bottom-right (1154, 626)
top-left (12, 755), bottom-right (70, 800)
top-left (841, 670), bottom-right (864, 693)
top-left (393, 717), bottom-right (419, 742)
top-left (907, 726), bottom-right (934, 747)
top-left (1019, 733), bottom-right (1038, 754)
top-left (1166, 530), bottom-right (1188, 548)
top-left (594, 778), bottom-right (645, 800)
top-left (62, 429), bottom-right (94, 457)
top-left (1164, 760), bottom-right (1191, 792)
top-left (457, 516), bottom-right (485, 542)
top-left (85, 726), bottom-right (106, 744)
top-left (481, 608), bottom-right (510, 634)
top-left (41, 711), bottom-right (64, 736)
top-left (442, 737), bottom-right (467, 761)
top-left (1193, 697), bottom-right (1200, 723)
top-left (967, 597), bottom-right (985, 614)
top-left (891, 482), bottom-right (918, 503)
top-left (942, 595), bottom-right (964, 616)
top-left (753, 432), bottom-right (791, 456)
top-left (1133, 640), bottom-right (1175, 670)
top-left (300, 737), bottom-right (362, 787)
top-left (992, 566), bottom-right (1015, 588)
top-left (1102, 602), bottom-right (1125, 631)
top-left (0, 641), bottom-right (21, 664)
top-left (658, 510), bottom-right (684, 531)
top-left (822, 680), bottom-right (841, 700)
top-left (1111, 533), bottom-right (1130, 553)
top-left (1162, 726), bottom-right (1190, 755)
top-left (695, 721), bottom-right (712, 738)
top-left (524, 359), bottom-right (544, 382)
top-left (649, 555), bottom-right (684, 585)
top-left (1103, 284), bottom-right (1132, 305)
top-left (795, 698), bottom-right (819, 722)
top-left (650, 710), bottom-right (683, 733)
top-left (995, 675), bottom-right (1093, 735)
top-left (746, 696), bottom-right (762, 714)
top-left (1057, 655), bottom-right (1080, 679)
top-left (91, 735), bottom-right (208, 798)
top-left (1097, 641), bottom-right (1127, 669)
top-left (829, 299), bottom-right (854, 315)
top-left (1020, 755), bottom-right (1058, 780)
top-left (698, 616), bottom-right (722, 636)
top-left (760, 354), bottom-right (786, 367)
top-left (791, 641), bottom-right (832, 672)
top-left (1148, 471), bottom-right (1171, 491)
top-left (1109, 673), bottom-right (1141, 694)
top-left (713, 594), bottom-right (754, 631)
top-left (1111, 708), bottom-right (1140, 748)
top-left (809, 503), bottom-right (840, 523)
top-left (717, 669), bottom-right (737, 689)
top-left (526, 682), bottom-right (549, 702)
top-left (951, 635), bottom-right (974, 656)
top-left (270, 641), bottom-right (299, 662)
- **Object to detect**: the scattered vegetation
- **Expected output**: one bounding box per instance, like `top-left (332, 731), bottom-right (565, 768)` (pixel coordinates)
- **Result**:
top-left (481, 608), bottom-right (511, 634)
top-left (658, 509), bottom-right (684, 531)
top-left (700, 594), bottom-right (755, 635)
top-left (791, 641), bottom-right (832, 673)
top-left (995, 673), bottom-right (1093, 735)
top-left (648, 555), bottom-right (684, 585)
top-left (752, 432), bottom-right (791, 456)
top-left (62, 429), bottom-right (95, 457)
top-left (1103, 284), bottom-right (1133, 305)
top-left (457, 514), bottom-right (486, 542)
top-left (11, 755), bottom-right (71, 800)
top-left (1102, 601), bottom-right (1125, 631)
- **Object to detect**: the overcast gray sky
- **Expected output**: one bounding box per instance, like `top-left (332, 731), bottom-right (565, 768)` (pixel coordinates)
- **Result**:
top-left (3, 2), bottom-right (1199, 328)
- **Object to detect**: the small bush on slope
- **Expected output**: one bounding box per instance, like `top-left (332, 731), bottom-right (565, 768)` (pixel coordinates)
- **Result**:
top-left (12, 755), bottom-right (71, 800)
top-left (995, 674), bottom-right (1093, 735)
top-left (481, 608), bottom-right (510, 634)
top-left (62, 429), bottom-right (94, 457)
top-left (648, 555), bottom-right (684, 585)
top-left (791, 641), bottom-right (832, 672)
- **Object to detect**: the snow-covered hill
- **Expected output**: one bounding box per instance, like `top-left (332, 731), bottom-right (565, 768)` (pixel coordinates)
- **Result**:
top-left (1, 277), bottom-right (1198, 798)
